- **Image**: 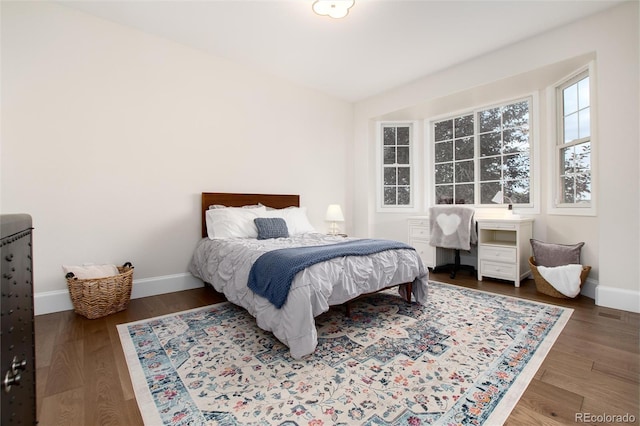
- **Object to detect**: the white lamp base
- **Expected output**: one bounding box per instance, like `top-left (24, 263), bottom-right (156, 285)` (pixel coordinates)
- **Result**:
top-left (328, 222), bottom-right (340, 235)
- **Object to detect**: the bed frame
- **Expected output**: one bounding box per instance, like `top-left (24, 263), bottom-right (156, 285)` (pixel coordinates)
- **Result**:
top-left (199, 192), bottom-right (412, 315)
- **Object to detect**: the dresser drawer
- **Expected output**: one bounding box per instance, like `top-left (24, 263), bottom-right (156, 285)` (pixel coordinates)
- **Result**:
top-left (480, 260), bottom-right (516, 280)
top-left (479, 246), bottom-right (516, 263)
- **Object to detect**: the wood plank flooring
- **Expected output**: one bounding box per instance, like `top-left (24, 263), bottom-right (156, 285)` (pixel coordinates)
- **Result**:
top-left (35, 272), bottom-right (639, 425)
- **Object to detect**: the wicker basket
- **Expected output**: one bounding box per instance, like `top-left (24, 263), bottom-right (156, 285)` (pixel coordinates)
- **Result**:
top-left (528, 257), bottom-right (590, 299)
top-left (66, 263), bottom-right (134, 319)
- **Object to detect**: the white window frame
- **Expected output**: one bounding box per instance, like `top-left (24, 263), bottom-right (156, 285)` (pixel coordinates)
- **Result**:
top-left (547, 62), bottom-right (597, 216)
top-left (376, 121), bottom-right (419, 212)
top-left (426, 94), bottom-right (540, 215)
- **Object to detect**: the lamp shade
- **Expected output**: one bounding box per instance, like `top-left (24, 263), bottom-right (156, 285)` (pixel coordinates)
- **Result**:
top-left (491, 190), bottom-right (504, 204)
top-left (325, 204), bottom-right (344, 222)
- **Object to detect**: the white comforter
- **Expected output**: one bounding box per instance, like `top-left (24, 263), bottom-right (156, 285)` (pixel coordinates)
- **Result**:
top-left (189, 233), bottom-right (429, 359)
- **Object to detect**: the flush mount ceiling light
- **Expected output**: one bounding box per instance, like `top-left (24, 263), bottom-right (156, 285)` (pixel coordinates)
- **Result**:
top-left (312, 0), bottom-right (355, 19)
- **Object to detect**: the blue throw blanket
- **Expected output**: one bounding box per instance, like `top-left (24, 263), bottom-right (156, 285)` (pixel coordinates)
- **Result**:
top-left (247, 239), bottom-right (415, 309)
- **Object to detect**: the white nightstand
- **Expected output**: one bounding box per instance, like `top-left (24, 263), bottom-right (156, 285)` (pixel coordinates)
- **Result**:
top-left (476, 217), bottom-right (534, 287)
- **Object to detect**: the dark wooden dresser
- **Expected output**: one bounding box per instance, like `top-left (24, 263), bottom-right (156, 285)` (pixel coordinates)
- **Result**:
top-left (1, 214), bottom-right (36, 425)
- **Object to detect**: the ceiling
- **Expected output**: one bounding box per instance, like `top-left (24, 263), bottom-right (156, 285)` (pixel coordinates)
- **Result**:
top-left (59, 0), bottom-right (623, 102)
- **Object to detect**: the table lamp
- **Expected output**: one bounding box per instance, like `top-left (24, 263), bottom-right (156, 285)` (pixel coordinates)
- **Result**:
top-left (325, 204), bottom-right (344, 235)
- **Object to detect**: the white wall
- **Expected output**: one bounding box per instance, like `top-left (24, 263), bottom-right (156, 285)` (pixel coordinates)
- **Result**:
top-left (353, 2), bottom-right (639, 312)
top-left (1, 2), bottom-right (353, 312)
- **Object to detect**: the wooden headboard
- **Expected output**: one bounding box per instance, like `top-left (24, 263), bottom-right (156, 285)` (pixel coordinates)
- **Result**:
top-left (201, 192), bottom-right (300, 238)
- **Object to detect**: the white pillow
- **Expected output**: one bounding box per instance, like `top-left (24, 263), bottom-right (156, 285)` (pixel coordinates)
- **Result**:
top-left (206, 206), bottom-right (266, 239)
top-left (62, 264), bottom-right (119, 279)
top-left (263, 207), bottom-right (316, 235)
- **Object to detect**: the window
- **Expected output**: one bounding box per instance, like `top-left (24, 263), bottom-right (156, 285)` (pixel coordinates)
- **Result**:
top-left (432, 98), bottom-right (531, 206)
top-left (380, 123), bottom-right (413, 208)
top-left (556, 71), bottom-right (591, 207)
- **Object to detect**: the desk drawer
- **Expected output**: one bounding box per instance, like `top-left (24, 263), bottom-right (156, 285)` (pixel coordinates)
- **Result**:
top-left (409, 225), bottom-right (430, 239)
top-left (410, 240), bottom-right (434, 266)
top-left (480, 246), bottom-right (516, 263)
top-left (480, 260), bottom-right (516, 280)
top-left (479, 221), bottom-right (517, 231)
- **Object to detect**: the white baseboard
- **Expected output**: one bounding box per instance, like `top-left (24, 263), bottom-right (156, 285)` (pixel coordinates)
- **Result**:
top-left (34, 273), bottom-right (204, 316)
top-left (34, 272), bottom-right (639, 315)
top-left (571, 278), bottom-right (639, 314)
top-left (596, 284), bottom-right (640, 313)
top-left (580, 276), bottom-right (597, 300)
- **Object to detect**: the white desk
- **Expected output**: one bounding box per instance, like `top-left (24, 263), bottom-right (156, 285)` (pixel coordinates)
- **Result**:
top-left (476, 217), bottom-right (534, 287)
top-left (407, 216), bottom-right (456, 269)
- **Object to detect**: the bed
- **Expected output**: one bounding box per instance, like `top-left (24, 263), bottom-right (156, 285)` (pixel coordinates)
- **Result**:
top-left (189, 192), bottom-right (429, 359)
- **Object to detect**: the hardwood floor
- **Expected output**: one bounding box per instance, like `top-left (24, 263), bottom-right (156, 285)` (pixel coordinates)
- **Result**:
top-left (35, 272), bottom-right (639, 425)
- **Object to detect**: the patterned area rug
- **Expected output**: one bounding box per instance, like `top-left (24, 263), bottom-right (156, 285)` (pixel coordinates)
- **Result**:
top-left (118, 281), bottom-right (572, 425)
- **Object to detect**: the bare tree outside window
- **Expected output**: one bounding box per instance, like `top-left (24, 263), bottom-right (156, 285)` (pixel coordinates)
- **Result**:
top-left (432, 98), bottom-right (531, 205)
top-left (382, 124), bottom-right (412, 207)
top-left (558, 74), bottom-right (591, 205)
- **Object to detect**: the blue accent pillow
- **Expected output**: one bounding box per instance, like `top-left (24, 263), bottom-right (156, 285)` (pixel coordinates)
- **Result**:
top-left (254, 218), bottom-right (289, 240)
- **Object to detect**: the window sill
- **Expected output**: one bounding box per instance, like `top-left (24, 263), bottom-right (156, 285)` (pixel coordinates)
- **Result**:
top-left (547, 205), bottom-right (596, 217)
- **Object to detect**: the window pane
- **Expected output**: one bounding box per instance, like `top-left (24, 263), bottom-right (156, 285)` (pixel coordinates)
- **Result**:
top-left (503, 128), bottom-right (529, 153)
top-left (455, 184), bottom-right (474, 204)
top-left (397, 127), bottom-right (410, 145)
top-left (504, 180), bottom-right (530, 204)
top-left (504, 153), bottom-right (529, 181)
top-left (397, 187), bottom-right (411, 205)
top-left (578, 76), bottom-right (590, 108)
top-left (398, 167), bottom-right (410, 185)
top-left (480, 132), bottom-right (501, 157)
top-left (383, 167), bottom-right (396, 185)
top-left (502, 101), bottom-right (529, 128)
top-left (455, 115), bottom-right (474, 137)
top-left (435, 185), bottom-right (453, 204)
top-left (397, 146), bottom-right (410, 164)
top-left (479, 107), bottom-right (501, 133)
top-left (480, 181), bottom-right (502, 204)
top-left (574, 142), bottom-right (590, 173)
top-left (480, 157), bottom-right (502, 181)
top-left (579, 107), bottom-right (590, 139)
top-left (560, 146), bottom-right (574, 175)
top-left (562, 176), bottom-right (575, 203)
top-left (564, 112), bottom-right (579, 142)
top-left (434, 141), bottom-right (453, 163)
top-left (383, 147), bottom-right (396, 164)
top-left (455, 137), bottom-right (474, 160)
top-left (435, 163), bottom-right (453, 184)
top-left (384, 187), bottom-right (396, 205)
top-left (383, 127), bottom-right (396, 145)
top-left (564, 83), bottom-right (578, 115)
top-left (455, 160), bottom-right (474, 183)
top-left (434, 120), bottom-right (453, 142)
top-left (576, 172), bottom-right (591, 201)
